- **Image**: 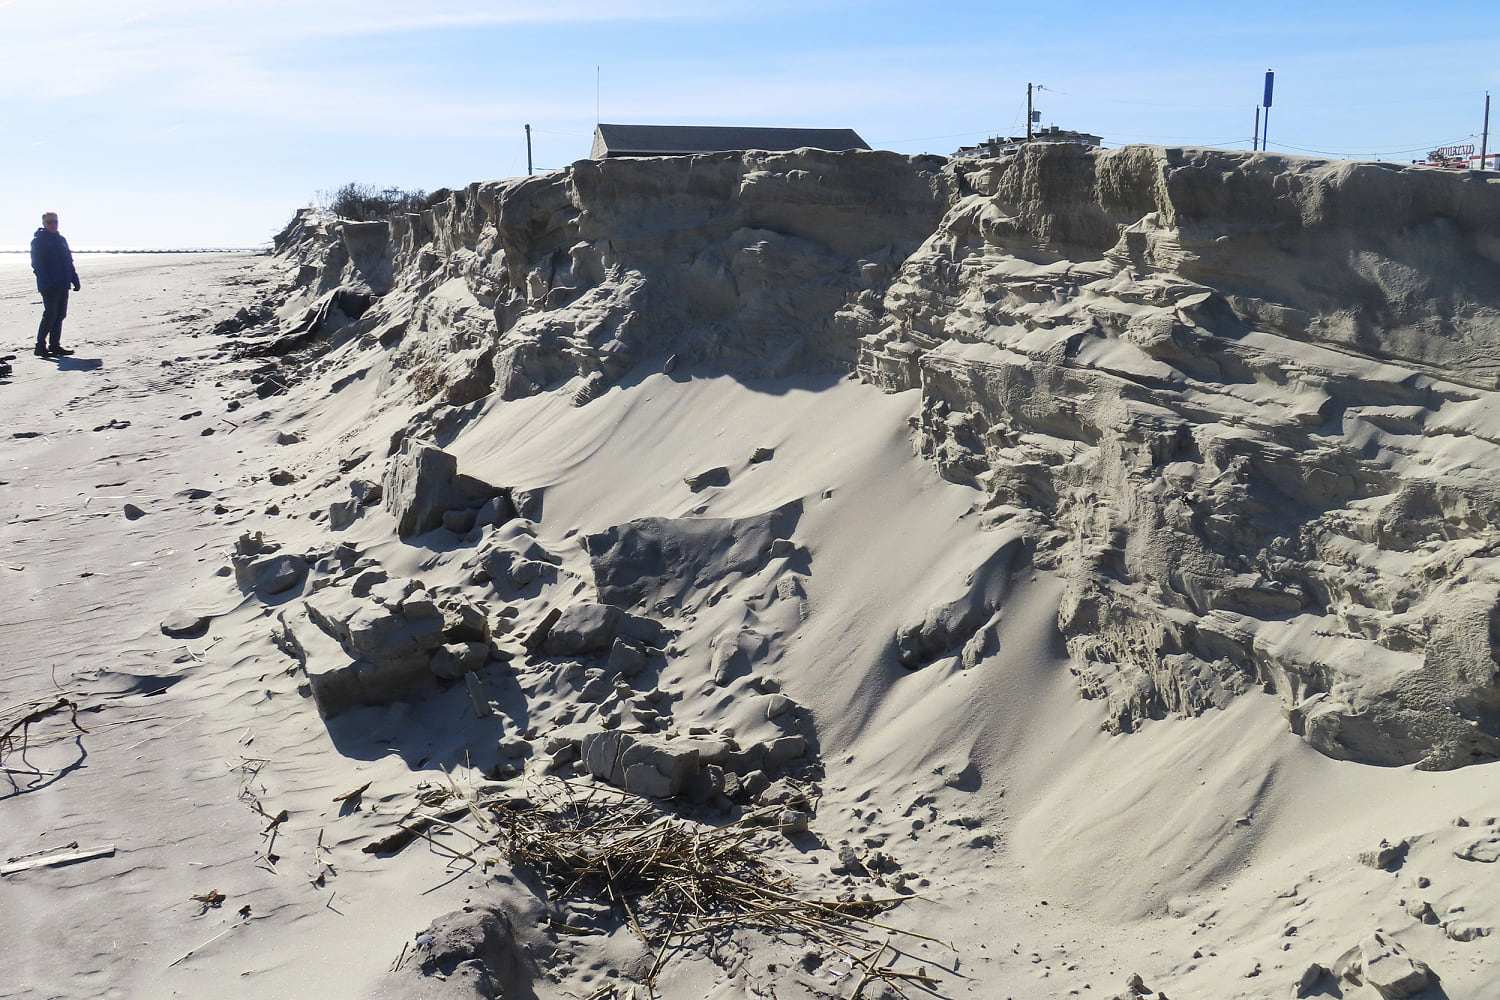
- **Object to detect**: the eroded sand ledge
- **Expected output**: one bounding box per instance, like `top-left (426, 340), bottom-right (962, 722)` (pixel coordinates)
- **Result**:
top-left (2, 148), bottom-right (1499, 1000)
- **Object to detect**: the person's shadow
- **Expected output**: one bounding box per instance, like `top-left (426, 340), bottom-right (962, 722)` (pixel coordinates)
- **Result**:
top-left (48, 356), bottom-right (104, 371)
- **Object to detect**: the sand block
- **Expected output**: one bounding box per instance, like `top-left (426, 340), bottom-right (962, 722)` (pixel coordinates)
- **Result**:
top-left (723, 745), bottom-right (765, 776)
top-left (439, 597), bottom-right (491, 643)
top-left (277, 603), bottom-right (431, 717)
top-left (684, 465), bottom-right (729, 491)
top-left (430, 641), bottom-right (488, 680)
top-left (540, 603), bottom-right (621, 657)
top-left (383, 439), bottom-right (458, 537)
top-left (475, 494), bottom-right (510, 528)
top-left (347, 602), bottom-right (446, 667)
top-left (328, 497), bottom-right (360, 530)
top-left (477, 529), bottom-right (560, 591)
top-left (763, 735), bottom-right (808, 767)
top-left (710, 631), bottom-right (753, 686)
top-left (303, 588), bottom-right (362, 640)
top-left (383, 438), bottom-right (506, 539)
top-left (160, 611), bottom-right (211, 639)
top-left (1359, 838), bottom-right (1411, 870)
top-left (234, 552), bottom-right (308, 596)
top-left (1356, 931), bottom-right (1431, 999)
top-left (584, 499), bottom-right (802, 608)
top-left (1455, 835), bottom-right (1500, 863)
top-left (621, 741), bottom-right (701, 799)
top-left (673, 735), bottom-right (733, 766)
top-left (367, 577), bottom-right (426, 606)
top-left (367, 904), bottom-right (537, 999)
top-left (581, 730), bottom-right (701, 799)
top-left (607, 637), bottom-right (648, 677)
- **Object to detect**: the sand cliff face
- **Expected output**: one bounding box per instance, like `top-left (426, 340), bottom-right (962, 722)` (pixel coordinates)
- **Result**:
top-left (273, 145), bottom-right (1500, 770)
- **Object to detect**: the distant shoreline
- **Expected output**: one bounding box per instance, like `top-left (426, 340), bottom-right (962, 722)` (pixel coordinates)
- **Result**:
top-left (0, 247), bottom-right (268, 255)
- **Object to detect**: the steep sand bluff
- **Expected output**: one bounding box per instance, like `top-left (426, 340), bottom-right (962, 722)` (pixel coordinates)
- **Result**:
top-left (272, 146), bottom-right (1500, 773)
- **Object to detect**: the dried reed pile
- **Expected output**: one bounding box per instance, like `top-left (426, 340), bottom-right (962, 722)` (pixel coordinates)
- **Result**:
top-left (486, 781), bottom-right (940, 995)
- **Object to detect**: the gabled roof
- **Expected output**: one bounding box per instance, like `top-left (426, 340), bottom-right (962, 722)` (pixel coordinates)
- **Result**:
top-left (590, 124), bottom-right (871, 159)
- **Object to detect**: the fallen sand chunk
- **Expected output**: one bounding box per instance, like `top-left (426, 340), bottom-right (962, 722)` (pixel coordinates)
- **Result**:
top-left (1455, 835), bottom-right (1500, 863)
top-left (328, 498), bottom-right (359, 529)
top-left (383, 437), bottom-right (509, 538)
top-left (539, 603), bottom-right (621, 657)
top-left (581, 730), bottom-right (702, 799)
top-left (584, 500), bottom-right (802, 608)
top-left (430, 641), bottom-right (487, 680)
top-left (1294, 963), bottom-right (1329, 997)
top-left (684, 465), bottom-right (729, 491)
top-left (1340, 930), bottom-right (1432, 1000)
top-left (235, 552), bottom-right (306, 596)
top-left (160, 611), bottom-right (210, 639)
top-left (1360, 838), bottom-right (1411, 870)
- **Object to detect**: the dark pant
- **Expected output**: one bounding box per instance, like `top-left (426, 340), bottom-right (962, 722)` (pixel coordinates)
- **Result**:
top-left (38, 287), bottom-right (69, 350)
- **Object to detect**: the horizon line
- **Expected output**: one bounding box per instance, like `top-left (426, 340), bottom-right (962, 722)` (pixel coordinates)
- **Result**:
top-left (0, 247), bottom-right (271, 255)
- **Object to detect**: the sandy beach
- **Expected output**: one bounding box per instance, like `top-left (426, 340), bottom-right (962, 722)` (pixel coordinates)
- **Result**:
top-left (4, 145), bottom-right (1500, 1000)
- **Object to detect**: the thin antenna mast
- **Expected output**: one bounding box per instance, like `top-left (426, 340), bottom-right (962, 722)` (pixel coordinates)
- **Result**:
top-left (596, 66), bottom-right (601, 125)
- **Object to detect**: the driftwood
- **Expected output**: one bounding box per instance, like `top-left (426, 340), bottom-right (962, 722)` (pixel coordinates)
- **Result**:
top-left (332, 781), bottom-right (371, 803)
top-left (1, 844), bottom-right (115, 876)
top-left (0, 696), bottom-right (86, 773)
top-left (362, 804), bottom-right (470, 855)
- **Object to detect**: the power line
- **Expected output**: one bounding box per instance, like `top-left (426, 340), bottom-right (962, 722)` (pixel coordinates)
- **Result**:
top-left (870, 128), bottom-right (1002, 145)
top-left (1097, 132), bottom-right (1254, 144)
top-left (1035, 84), bottom-right (1477, 113)
top-left (1268, 136), bottom-right (1477, 157)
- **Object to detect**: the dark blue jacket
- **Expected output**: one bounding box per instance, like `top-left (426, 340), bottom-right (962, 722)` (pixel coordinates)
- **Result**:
top-left (31, 228), bottom-right (79, 292)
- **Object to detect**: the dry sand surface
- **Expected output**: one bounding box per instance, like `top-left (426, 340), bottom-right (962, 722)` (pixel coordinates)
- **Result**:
top-left (0, 253), bottom-right (502, 999)
top-left (4, 146), bottom-right (1500, 1000)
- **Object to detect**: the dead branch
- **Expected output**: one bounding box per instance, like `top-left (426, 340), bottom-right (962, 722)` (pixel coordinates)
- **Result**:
top-left (0, 697), bottom-right (86, 772)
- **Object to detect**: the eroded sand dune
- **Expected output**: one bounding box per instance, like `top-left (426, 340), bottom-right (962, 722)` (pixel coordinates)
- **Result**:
top-left (3, 147), bottom-right (1500, 1000)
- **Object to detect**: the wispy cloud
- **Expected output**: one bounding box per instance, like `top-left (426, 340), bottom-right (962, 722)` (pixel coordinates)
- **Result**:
top-left (0, 0), bottom-right (794, 98)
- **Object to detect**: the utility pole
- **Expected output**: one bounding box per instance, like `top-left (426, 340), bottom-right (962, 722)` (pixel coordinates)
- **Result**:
top-left (1253, 107), bottom-right (1261, 151)
top-left (525, 124), bottom-right (533, 177)
top-left (1027, 82), bottom-right (1033, 141)
top-left (1483, 92), bottom-right (1491, 170)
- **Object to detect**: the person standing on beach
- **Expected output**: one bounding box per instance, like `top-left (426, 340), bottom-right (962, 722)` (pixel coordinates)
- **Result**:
top-left (30, 211), bottom-right (80, 357)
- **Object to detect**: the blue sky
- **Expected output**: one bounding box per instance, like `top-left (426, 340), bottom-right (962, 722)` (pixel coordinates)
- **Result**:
top-left (2, 0), bottom-right (1497, 249)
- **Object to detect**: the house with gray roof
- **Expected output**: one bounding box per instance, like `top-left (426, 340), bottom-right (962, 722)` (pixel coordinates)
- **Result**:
top-left (590, 124), bottom-right (871, 159)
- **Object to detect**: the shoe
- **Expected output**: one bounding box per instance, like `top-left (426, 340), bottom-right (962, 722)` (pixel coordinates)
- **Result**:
top-left (34, 346), bottom-right (50, 357)
top-left (49, 346), bottom-right (74, 356)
